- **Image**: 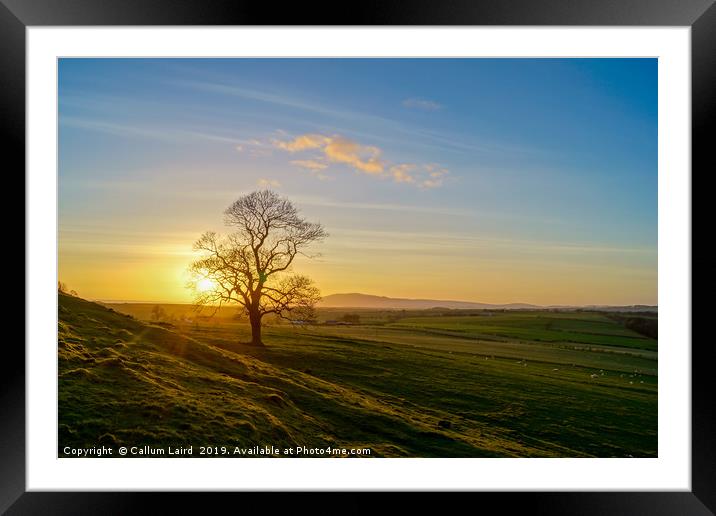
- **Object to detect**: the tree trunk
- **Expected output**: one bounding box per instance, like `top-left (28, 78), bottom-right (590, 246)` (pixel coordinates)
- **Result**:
top-left (248, 309), bottom-right (264, 346)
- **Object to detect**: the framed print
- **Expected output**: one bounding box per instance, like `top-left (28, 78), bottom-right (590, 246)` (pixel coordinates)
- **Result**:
top-left (5, 0), bottom-right (715, 513)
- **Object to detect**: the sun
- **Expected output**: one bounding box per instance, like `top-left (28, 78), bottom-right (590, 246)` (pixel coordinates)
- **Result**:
top-left (196, 277), bottom-right (216, 293)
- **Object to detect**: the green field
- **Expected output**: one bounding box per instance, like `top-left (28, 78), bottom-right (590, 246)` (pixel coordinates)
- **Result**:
top-left (59, 294), bottom-right (657, 457)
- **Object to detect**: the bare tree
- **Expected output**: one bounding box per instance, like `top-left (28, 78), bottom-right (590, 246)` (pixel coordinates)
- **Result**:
top-left (189, 190), bottom-right (327, 346)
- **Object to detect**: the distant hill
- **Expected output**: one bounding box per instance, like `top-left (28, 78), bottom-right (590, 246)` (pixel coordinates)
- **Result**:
top-left (318, 293), bottom-right (538, 310)
top-left (318, 293), bottom-right (657, 312)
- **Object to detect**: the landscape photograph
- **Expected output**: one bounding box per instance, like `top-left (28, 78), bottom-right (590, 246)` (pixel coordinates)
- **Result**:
top-left (58, 58), bottom-right (657, 458)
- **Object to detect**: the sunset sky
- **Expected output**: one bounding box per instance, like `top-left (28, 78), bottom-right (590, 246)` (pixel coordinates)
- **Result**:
top-left (58, 58), bottom-right (657, 306)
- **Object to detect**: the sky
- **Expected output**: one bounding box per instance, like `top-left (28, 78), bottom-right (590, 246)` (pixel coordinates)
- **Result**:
top-left (58, 58), bottom-right (657, 306)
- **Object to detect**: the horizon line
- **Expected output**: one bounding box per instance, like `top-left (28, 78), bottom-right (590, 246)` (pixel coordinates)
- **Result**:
top-left (88, 292), bottom-right (657, 309)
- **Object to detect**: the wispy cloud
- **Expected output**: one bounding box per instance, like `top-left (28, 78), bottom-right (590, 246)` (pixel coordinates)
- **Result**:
top-left (172, 78), bottom-right (544, 160)
top-left (403, 97), bottom-right (442, 111)
top-left (61, 115), bottom-right (262, 150)
top-left (257, 178), bottom-right (281, 188)
top-left (236, 137), bottom-right (272, 156)
top-left (292, 196), bottom-right (473, 217)
top-left (390, 164), bottom-right (416, 184)
top-left (419, 164), bottom-right (450, 189)
top-left (173, 79), bottom-right (347, 121)
top-left (328, 227), bottom-right (657, 259)
top-left (274, 133), bottom-right (385, 175)
top-left (324, 138), bottom-right (384, 175)
top-left (290, 159), bottom-right (333, 181)
top-left (388, 163), bottom-right (450, 188)
top-left (274, 134), bottom-right (330, 152)
top-left (60, 117), bottom-right (179, 142)
top-left (291, 159), bottom-right (328, 171)
top-left (272, 132), bottom-right (448, 187)
top-left (65, 78), bottom-right (543, 167)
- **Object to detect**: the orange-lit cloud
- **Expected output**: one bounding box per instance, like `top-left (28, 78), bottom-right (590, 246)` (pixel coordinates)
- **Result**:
top-left (420, 164), bottom-right (449, 188)
top-left (272, 133), bottom-right (449, 188)
top-left (275, 134), bottom-right (384, 175)
top-left (390, 164), bottom-right (416, 183)
top-left (273, 133), bottom-right (330, 152)
top-left (323, 137), bottom-right (384, 175)
top-left (389, 163), bottom-right (450, 188)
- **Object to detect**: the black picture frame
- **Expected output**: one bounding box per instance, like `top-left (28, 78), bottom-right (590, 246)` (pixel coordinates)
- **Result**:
top-left (5, 0), bottom-right (714, 513)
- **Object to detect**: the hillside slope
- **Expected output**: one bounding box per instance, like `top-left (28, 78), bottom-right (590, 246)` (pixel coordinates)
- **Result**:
top-left (58, 293), bottom-right (505, 457)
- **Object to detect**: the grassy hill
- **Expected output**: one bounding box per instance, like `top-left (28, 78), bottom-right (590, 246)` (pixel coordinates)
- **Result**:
top-left (59, 293), bottom-right (657, 457)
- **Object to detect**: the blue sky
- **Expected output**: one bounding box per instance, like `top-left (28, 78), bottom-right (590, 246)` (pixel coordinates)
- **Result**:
top-left (58, 58), bottom-right (657, 305)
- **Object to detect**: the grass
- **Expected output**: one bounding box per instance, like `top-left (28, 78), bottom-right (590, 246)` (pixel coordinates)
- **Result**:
top-left (60, 294), bottom-right (657, 457)
top-left (390, 312), bottom-right (657, 351)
